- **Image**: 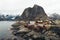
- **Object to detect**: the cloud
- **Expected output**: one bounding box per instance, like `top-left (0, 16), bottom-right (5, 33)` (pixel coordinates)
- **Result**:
top-left (0, 0), bottom-right (60, 15)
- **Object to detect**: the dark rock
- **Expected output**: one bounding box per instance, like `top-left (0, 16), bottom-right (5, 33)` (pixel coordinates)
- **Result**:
top-left (12, 24), bottom-right (20, 27)
top-left (48, 27), bottom-right (60, 37)
top-left (21, 4), bottom-right (48, 21)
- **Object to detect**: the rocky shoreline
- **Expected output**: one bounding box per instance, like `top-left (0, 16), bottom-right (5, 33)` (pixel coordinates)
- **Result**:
top-left (9, 21), bottom-right (60, 40)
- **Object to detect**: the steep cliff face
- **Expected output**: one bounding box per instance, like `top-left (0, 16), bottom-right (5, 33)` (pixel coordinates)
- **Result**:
top-left (21, 5), bottom-right (48, 21)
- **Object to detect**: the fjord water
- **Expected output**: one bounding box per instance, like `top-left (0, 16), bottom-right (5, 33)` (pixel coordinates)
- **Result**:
top-left (0, 21), bottom-right (15, 39)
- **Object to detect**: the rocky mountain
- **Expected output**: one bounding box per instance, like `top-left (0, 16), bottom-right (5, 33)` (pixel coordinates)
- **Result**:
top-left (21, 5), bottom-right (48, 21)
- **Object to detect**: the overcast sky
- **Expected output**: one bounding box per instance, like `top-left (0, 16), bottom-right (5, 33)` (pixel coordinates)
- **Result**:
top-left (0, 0), bottom-right (60, 16)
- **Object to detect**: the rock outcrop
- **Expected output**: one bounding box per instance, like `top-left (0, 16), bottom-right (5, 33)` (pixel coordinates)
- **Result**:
top-left (21, 5), bottom-right (48, 21)
top-left (10, 24), bottom-right (60, 40)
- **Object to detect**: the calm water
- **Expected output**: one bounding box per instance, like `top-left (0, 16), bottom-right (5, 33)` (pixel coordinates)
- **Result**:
top-left (0, 21), bottom-right (15, 39)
